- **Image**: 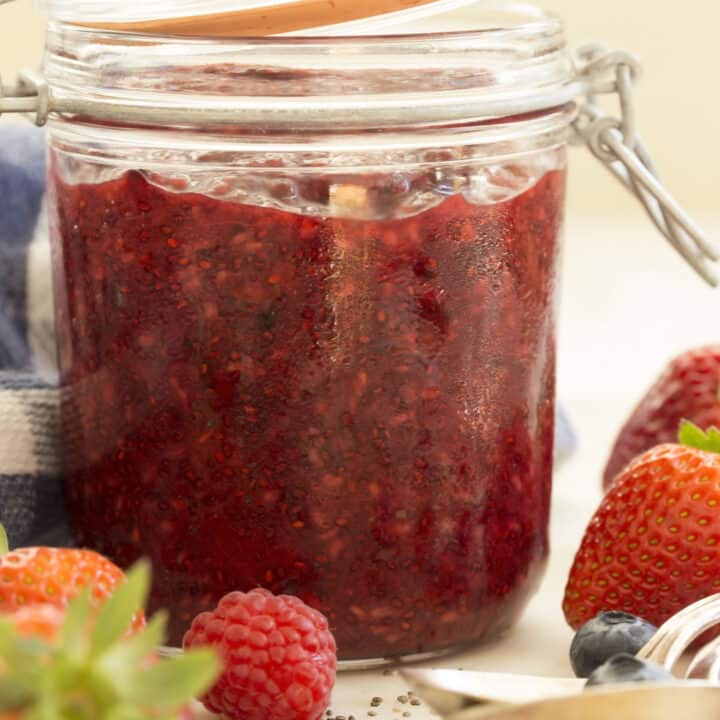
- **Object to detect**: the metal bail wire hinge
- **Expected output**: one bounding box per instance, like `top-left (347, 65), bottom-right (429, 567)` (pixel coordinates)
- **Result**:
top-left (573, 43), bottom-right (719, 286)
top-left (0, 69), bottom-right (49, 125)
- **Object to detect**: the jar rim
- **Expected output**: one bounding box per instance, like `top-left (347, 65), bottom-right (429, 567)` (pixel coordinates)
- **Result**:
top-left (42, 4), bottom-right (577, 131)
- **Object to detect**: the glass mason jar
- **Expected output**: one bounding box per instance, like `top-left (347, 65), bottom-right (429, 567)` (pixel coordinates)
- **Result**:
top-left (38, 2), bottom-right (573, 661)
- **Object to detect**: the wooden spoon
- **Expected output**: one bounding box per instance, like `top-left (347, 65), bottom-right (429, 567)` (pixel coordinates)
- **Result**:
top-left (81, 0), bottom-right (442, 36)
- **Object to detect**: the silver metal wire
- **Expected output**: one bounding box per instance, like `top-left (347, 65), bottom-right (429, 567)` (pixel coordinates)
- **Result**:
top-left (572, 44), bottom-right (719, 286)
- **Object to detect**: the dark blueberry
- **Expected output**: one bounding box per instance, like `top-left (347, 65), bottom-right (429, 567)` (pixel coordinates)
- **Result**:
top-left (585, 653), bottom-right (673, 687)
top-left (570, 611), bottom-right (657, 678)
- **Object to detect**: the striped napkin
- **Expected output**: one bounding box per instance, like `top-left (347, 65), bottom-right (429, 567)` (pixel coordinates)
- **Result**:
top-left (0, 123), bottom-right (69, 547)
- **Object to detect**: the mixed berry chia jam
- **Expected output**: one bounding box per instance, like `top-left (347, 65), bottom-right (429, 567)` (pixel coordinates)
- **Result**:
top-left (50, 158), bottom-right (564, 657)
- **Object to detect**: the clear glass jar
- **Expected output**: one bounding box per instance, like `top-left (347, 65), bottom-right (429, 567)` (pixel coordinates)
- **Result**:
top-left (42, 5), bottom-right (572, 661)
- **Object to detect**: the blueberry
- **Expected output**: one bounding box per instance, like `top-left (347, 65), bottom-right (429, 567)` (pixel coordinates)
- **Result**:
top-left (585, 653), bottom-right (674, 687)
top-left (570, 611), bottom-right (657, 678)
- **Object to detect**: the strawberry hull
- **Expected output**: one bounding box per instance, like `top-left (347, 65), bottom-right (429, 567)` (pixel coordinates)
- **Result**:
top-left (49, 162), bottom-right (564, 659)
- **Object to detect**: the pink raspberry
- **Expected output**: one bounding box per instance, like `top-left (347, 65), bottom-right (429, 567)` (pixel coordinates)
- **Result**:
top-left (183, 588), bottom-right (337, 720)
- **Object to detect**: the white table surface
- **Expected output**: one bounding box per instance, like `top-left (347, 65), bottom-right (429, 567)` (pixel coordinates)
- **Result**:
top-left (328, 211), bottom-right (720, 718)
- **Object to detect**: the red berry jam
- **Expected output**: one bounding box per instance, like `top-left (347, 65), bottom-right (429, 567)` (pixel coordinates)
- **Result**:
top-left (49, 158), bottom-right (564, 659)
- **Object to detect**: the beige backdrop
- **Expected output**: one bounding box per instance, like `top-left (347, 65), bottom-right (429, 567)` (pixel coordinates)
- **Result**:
top-left (0, 1), bottom-right (717, 216)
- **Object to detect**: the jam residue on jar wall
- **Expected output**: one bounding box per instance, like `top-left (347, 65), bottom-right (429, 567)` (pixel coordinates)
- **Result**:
top-left (49, 156), bottom-right (565, 658)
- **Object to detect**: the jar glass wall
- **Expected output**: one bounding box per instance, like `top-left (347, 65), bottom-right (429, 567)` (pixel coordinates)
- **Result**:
top-left (44, 14), bottom-right (572, 660)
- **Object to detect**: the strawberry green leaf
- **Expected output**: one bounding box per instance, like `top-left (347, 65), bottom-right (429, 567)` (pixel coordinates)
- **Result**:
top-left (0, 616), bottom-right (23, 660)
top-left (90, 561), bottom-right (150, 659)
top-left (0, 524), bottom-right (8, 555)
top-left (104, 707), bottom-right (148, 720)
top-left (0, 617), bottom-right (49, 673)
top-left (99, 612), bottom-right (168, 688)
top-left (678, 420), bottom-right (720, 453)
top-left (0, 676), bottom-right (35, 711)
top-left (60, 588), bottom-right (92, 660)
top-left (26, 694), bottom-right (63, 720)
top-left (124, 649), bottom-right (220, 709)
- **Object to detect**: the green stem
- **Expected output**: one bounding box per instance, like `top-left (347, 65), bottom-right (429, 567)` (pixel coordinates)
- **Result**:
top-left (679, 419), bottom-right (720, 453)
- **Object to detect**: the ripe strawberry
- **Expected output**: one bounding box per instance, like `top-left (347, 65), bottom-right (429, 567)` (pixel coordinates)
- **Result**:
top-left (10, 604), bottom-right (65, 643)
top-left (564, 421), bottom-right (720, 630)
top-left (184, 588), bottom-right (337, 720)
top-left (603, 346), bottom-right (720, 489)
top-left (0, 526), bottom-right (145, 633)
top-left (0, 562), bottom-right (220, 720)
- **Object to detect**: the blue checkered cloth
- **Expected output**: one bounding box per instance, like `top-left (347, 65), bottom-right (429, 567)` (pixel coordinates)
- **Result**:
top-left (0, 123), bottom-right (576, 551)
top-left (0, 124), bottom-right (69, 547)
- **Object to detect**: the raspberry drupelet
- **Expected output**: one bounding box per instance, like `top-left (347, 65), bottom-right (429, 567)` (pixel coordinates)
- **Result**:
top-left (183, 588), bottom-right (337, 720)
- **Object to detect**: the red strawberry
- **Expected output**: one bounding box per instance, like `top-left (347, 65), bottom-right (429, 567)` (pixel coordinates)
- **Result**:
top-left (0, 527), bottom-right (145, 633)
top-left (564, 422), bottom-right (720, 630)
top-left (0, 562), bottom-right (220, 720)
top-left (603, 346), bottom-right (720, 489)
top-left (9, 604), bottom-right (65, 643)
top-left (184, 588), bottom-right (337, 720)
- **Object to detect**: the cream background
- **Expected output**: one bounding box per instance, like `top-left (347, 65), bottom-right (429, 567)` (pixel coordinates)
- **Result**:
top-left (1, 0), bottom-right (718, 216)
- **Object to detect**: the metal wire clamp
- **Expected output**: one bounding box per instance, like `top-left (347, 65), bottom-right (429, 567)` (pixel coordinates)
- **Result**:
top-left (573, 43), bottom-right (719, 286)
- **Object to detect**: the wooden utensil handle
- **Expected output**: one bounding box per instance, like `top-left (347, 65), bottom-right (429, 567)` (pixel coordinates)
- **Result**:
top-left (81, 0), bottom-right (441, 36)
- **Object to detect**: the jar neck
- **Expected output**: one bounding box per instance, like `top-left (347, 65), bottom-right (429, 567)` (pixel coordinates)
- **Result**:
top-left (42, 11), bottom-right (575, 134)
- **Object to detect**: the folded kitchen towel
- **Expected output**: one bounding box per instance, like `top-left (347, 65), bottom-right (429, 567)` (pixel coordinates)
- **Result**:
top-left (0, 123), bottom-right (70, 547)
top-left (0, 123), bottom-right (577, 550)
top-left (0, 372), bottom-right (68, 547)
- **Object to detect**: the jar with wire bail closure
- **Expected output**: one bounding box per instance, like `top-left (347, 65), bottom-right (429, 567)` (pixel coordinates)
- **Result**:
top-left (0, 0), bottom-right (716, 664)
